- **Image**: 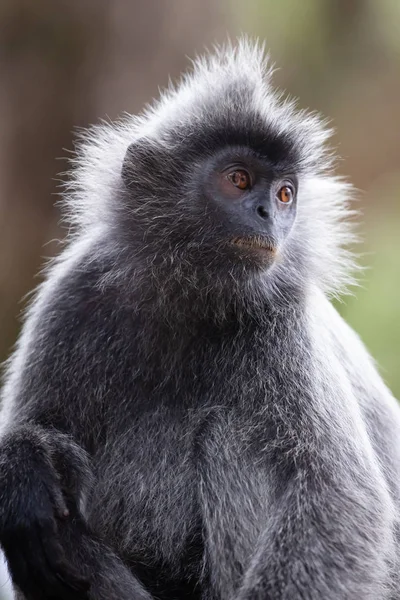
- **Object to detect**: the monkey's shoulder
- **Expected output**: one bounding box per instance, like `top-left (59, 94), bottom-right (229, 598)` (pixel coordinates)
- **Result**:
top-left (0, 242), bottom-right (144, 433)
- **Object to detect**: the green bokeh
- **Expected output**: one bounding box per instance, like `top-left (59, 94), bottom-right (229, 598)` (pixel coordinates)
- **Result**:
top-left (338, 210), bottom-right (400, 398)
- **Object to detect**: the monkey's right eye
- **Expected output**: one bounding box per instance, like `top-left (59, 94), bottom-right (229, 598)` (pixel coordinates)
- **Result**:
top-left (227, 170), bottom-right (251, 190)
top-left (217, 166), bottom-right (253, 199)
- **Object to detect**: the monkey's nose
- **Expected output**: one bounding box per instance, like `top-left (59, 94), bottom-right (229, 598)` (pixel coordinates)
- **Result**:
top-left (256, 204), bottom-right (269, 220)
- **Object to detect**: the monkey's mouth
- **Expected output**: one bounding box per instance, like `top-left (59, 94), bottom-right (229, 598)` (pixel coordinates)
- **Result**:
top-left (230, 236), bottom-right (277, 253)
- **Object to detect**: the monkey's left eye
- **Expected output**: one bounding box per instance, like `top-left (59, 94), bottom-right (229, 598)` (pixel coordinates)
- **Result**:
top-left (277, 185), bottom-right (294, 204)
top-left (227, 170), bottom-right (251, 190)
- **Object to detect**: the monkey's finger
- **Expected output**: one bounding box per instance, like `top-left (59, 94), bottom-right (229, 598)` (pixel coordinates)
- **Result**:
top-left (45, 549), bottom-right (90, 595)
top-left (36, 517), bottom-right (66, 563)
top-left (25, 552), bottom-right (80, 600)
top-left (39, 521), bottom-right (90, 594)
top-left (25, 526), bottom-right (88, 600)
top-left (45, 478), bottom-right (70, 519)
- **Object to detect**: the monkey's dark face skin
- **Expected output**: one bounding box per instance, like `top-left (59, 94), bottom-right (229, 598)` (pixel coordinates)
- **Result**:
top-left (195, 145), bottom-right (298, 267)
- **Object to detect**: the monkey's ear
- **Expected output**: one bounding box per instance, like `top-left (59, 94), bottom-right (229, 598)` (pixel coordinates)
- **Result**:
top-left (121, 142), bottom-right (140, 189)
top-left (121, 139), bottom-right (159, 190)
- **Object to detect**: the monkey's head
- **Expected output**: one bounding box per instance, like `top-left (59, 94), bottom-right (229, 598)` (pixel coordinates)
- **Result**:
top-left (68, 40), bottom-right (356, 313)
top-left (122, 118), bottom-right (299, 275)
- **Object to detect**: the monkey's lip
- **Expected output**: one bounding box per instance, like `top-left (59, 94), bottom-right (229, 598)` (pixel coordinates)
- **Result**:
top-left (230, 236), bottom-right (277, 253)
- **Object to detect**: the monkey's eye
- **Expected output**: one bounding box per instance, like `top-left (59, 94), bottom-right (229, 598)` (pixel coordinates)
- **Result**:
top-left (227, 170), bottom-right (251, 191)
top-left (277, 184), bottom-right (294, 204)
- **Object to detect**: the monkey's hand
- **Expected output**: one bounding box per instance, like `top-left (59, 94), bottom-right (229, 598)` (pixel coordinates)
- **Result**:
top-left (0, 425), bottom-right (91, 599)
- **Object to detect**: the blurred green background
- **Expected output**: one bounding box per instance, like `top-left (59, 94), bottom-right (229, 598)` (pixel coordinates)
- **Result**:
top-left (0, 0), bottom-right (399, 596)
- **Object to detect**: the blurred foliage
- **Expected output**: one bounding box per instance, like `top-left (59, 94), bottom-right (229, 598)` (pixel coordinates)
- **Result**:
top-left (339, 200), bottom-right (400, 397)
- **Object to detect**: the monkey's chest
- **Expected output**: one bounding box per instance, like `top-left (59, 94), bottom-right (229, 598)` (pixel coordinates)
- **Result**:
top-left (89, 401), bottom-right (270, 596)
top-left (88, 407), bottom-right (205, 592)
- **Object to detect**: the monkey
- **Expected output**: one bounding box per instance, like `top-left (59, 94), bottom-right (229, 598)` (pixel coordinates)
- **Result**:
top-left (0, 39), bottom-right (400, 600)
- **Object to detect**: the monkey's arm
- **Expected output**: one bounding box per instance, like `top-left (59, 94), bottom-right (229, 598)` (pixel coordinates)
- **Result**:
top-left (198, 305), bottom-right (396, 600)
top-left (0, 424), bottom-right (152, 600)
top-left (314, 290), bottom-right (400, 500)
top-left (202, 429), bottom-right (394, 600)
top-left (0, 425), bottom-right (91, 599)
top-left (230, 296), bottom-right (399, 600)
top-left (326, 297), bottom-right (400, 505)
top-left (0, 257), bottom-right (154, 599)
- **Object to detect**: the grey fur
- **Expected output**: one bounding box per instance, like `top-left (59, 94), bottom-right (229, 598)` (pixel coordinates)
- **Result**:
top-left (0, 39), bottom-right (399, 600)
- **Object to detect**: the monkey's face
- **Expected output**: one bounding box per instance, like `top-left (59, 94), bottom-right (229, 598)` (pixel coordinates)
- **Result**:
top-left (193, 145), bottom-right (298, 269)
top-left (122, 137), bottom-right (300, 280)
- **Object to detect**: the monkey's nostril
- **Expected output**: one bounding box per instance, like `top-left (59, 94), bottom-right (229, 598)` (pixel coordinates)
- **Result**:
top-left (256, 205), bottom-right (269, 220)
